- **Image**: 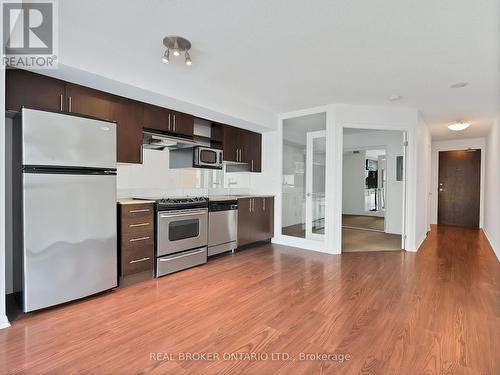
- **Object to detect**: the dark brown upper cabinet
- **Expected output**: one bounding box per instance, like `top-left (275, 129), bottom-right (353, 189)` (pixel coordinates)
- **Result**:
top-left (65, 83), bottom-right (143, 164)
top-left (142, 103), bottom-right (170, 133)
top-left (6, 69), bottom-right (66, 112)
top-left (171, 111), bottom-right (194, 137)
top-left (222, 125), bottom-right (261, 172)
top-left (5, 69), bottom-right (261, 167)
top-left (142, 104), bottom-right (193, 138)
top-left (222, 125), bottom-right (241, 163)
top-left (242, 130), bottom-right (262, 173)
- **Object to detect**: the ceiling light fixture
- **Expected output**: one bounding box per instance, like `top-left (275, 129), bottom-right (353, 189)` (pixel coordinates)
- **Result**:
top-left (448, 121), bottom-right (471, 131)
top-left (162, 36), bottom-right (192, 65)
top-left (450, 82), bottom-right (468, 89)
top-left (185, 51), bottom-right (192, 66)
top-left (161, 49), bottom-right (170, 63)
top-left (388, 95), bottom-right (402, 101)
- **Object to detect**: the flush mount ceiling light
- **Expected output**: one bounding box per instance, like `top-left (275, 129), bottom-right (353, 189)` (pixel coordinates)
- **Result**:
top-left (388, 94), bottom-right (402, 101)
top-left (162, 36), bottom-right (192, 65)
top-left (448, 121), bottom-right (471, 131)
top-left (450, 82), bottom-right (468, 89)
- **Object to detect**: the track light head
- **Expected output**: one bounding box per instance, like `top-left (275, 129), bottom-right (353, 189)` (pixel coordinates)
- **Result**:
top-left (161, 49), bottom-right (170, 63)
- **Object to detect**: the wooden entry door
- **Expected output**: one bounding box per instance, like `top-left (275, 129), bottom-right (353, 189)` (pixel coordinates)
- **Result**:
top-left (438, 150), bottom-right (481, 227)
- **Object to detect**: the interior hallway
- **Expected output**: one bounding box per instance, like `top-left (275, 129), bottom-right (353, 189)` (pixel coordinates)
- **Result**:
top-left (1, 225), bottom-right (497, 374)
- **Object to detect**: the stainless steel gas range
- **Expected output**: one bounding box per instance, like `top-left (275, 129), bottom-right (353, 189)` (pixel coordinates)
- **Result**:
top-left (139, 197), bottom-right (208, 277)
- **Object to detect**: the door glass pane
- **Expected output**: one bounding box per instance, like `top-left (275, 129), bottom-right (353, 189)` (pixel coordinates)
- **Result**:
top-left (311, 137), bottom-right (326, 235)
top-left (169, 219), bottom-right (199, 241)
top-left (281, 112), bottom-right (326, 241)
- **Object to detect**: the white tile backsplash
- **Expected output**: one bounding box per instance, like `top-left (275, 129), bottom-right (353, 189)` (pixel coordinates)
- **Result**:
top-left (117, 148), bottom-right (252, 198)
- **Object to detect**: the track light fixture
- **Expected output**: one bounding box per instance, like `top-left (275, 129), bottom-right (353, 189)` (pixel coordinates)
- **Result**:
top-left (161, 49), bottom-right (169, 63)
top-left (162, 36), bottom-right (192, 65)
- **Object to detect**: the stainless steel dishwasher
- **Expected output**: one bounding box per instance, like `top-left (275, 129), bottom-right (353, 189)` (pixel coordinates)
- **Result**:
top-left (208, 200), bottom-right (238, 256)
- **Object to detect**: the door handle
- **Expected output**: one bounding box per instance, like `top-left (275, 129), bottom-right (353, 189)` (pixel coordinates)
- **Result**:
top-left (251, 160), bottom-right (254, 171)
top-left (129, 257), bottom-right (150, 264)
top-left (129, 222), bottom-right (150, 228)
top-left (235, 149), bottom-right (238, 161)
top-left (173, 114), bottom-right (176, 132)
top-left (59, 94), bottom-right (63, 111)
top-left (168, 113), bottom-right (171, 131)
top-left (68, 96), bottom-right (72, 112)
top-left (129, 208), bottom-right (150, 213)
top-left (129, 236), bottom-right (150, 242)
top-left (159, 212), bottom-right (205, 218)
top-left (263, 199), bottom-right (265, 211)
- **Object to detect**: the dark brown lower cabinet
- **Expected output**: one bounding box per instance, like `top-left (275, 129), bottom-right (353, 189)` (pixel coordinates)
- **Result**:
top-left (118, 203), bottom-right (155, 286)
top-left (238, 197), bottom-right (274, 247)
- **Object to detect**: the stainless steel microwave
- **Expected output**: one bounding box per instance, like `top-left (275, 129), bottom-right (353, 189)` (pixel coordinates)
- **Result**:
top-left (193, 147), bottom-right (223, 169)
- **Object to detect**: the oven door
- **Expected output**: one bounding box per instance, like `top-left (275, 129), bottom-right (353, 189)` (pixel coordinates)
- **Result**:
top-left (157, 208), bottom-right (208, 256)
top-left (195, 147), bottom-right (222, 168)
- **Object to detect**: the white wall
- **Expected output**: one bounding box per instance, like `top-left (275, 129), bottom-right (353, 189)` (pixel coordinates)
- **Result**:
top-left (415, 114), bottom-right (432, 245)
top-left (484, 118), bottom-right (500, 260)
top-left (342, 130), bottom-right (404, 234)
top-left (429, 138), bottom-right (486, 227)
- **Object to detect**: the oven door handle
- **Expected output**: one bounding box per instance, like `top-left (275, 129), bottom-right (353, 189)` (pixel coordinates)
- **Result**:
top-left (159, 248), bottom-right (206, 261)
top-left (159, 212), bottom-right (206, 219)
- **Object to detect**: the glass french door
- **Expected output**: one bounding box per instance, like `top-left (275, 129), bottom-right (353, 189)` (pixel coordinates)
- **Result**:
top-left (281, 112), bottom-right (326, 243)
top-left (305, 131), bottom-right (326, 240)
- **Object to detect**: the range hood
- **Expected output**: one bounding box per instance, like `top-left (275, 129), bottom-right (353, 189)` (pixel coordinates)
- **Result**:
top-left (143, 119), bottom-right (213, 151)
top-left (143, 130), bottom-right (199, 150)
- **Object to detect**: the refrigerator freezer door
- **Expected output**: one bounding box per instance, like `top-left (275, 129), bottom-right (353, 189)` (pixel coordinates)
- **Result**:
top-left (21, 108), bottom-right (116, 169)
top-left (23, 172), bottom-right (117, 312)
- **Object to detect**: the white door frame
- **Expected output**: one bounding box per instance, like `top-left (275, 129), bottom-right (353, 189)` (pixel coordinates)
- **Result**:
top-left (338, 124), bottom-right (409, 252)
top-left (305, 130), bottom-right (326, 241)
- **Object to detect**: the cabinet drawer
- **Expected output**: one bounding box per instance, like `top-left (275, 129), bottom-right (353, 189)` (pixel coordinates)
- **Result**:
top-left (122, 230), bottom-right (154, 248)
top-left (122, 253), bottom-right (154, 276)
top-left (122, 244), bottom-right (153, 264)
top-left (121, 204), bottom-right (154, 220)
top-left (121, 217), bottom-right (154, 233)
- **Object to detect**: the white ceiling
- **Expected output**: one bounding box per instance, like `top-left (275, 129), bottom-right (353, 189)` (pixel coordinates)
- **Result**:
top-left (59, 0), bottom-right (499, 139)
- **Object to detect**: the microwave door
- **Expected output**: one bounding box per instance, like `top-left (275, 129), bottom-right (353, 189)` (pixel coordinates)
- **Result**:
top-left (199, 149), bottom-right (217, 165)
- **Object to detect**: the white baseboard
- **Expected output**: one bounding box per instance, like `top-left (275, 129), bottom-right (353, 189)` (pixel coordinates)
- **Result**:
top-left (405, 232), bottom-right (427, 252)
top-left (0, 315), bottom-right (10, 330)
top-left (483, 228), bottom-right (500, 262)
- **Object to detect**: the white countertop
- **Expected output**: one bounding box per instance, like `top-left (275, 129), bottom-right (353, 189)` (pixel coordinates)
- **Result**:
top-left (117, 198), bottom-right (156, 205)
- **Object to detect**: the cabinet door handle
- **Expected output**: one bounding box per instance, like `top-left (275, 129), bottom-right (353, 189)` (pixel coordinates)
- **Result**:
top-left (129, 222), bottom-right (149, 228)
top-left (263, 199), bottom-right (265, 211)
top-left (129, 208), bottom-right (150, 213)
top-left (129, 257), bottom-right (150, 264)
top-left (235, 149), bottom-right (238, 161)
top-left (59, 94), bottom-right (63, 111)
top-left (129, 236), bottom-right (150, 242)
top-left (168, 113), bottom-right (171, 131)
top-left (251, 160), bottom-right (254, 172)
top-left (68, 96), bottom-right (72, 112)
top-left (173, 114), bottom-right (176, 132)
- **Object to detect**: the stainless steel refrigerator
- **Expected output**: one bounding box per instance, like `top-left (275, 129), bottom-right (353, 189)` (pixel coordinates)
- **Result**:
top-left (13, 108), bottom-right (118, 312)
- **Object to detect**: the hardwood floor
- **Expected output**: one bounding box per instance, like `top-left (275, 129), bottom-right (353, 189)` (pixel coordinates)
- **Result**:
top-left (1, 225), bottom-right (499, 374)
